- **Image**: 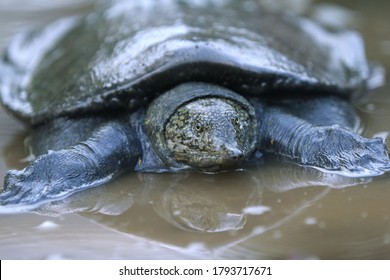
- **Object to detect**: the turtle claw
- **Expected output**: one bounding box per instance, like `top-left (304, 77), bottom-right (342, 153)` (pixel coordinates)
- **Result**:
top-left (348, 147), bottom-right (389, 176)
top-left (0, 150), bottom-right (90, 207)
top-left (0, 189), bottom-right (14, 203)
top-left (0, 150), bottom-right (77, 207)
top-left (0, 120), bottom-right (140, 208)
top-left (0, 169), bottom-right (44, 206)
top-left (301, 126), bottom-right (390, 177)
top-left (335, 137), bottom-right (390, 176)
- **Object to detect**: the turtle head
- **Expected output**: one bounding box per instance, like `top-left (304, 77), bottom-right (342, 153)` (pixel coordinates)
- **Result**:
top-left (164, 96), bottom-right (257, 171)
top-left (145, 83), bottom-right (258, 172)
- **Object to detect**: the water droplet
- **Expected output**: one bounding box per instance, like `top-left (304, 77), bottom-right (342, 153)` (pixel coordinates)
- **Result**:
top-left (35, 220), bottom-right (60, 231)
top-left (242, 205), bottom-right (270, 215)
top-left (185, 242), bottom-right (208, 253)
top-left (361, 211), bottom-right (368, 219)
top-left (304, 217), bottom-right (318, 225)
top-left (252, 226), bottom-right (266, 235)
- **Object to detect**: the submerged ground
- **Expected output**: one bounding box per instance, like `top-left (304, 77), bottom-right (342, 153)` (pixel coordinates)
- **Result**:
top-left (0, 0), bottom-right (390, 259)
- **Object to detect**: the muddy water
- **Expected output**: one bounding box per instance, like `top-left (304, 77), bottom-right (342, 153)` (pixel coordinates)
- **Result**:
top-left (0, 0), bottom-right (390, 259)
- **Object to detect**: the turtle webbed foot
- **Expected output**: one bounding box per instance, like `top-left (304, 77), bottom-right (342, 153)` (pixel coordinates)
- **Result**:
top-left (0, 120), bottom-right (141, 207)
top-left (0, 151), bottom-right (77, 206)
top-left (0, 170), bottom-right (39, 206)
top-left (0, 172), bottom-right (47, 207)
top-left (301, 126), bottom-right (390, 177)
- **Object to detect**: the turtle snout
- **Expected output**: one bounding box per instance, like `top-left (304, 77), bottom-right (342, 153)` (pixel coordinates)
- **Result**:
top-left (223, 145), bottom-right (244, 162)
top-left (228, 148), bottom-right (244, 161)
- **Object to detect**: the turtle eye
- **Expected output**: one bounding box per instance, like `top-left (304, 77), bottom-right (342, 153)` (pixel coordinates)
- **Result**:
top-left (194, 122), bottom-right (203, 133)
top-left (233, 117), bottom-right (240, 126)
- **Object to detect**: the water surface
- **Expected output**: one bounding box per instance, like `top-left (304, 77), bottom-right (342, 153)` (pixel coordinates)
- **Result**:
top-left (0, 0), bottom-right (390, 259)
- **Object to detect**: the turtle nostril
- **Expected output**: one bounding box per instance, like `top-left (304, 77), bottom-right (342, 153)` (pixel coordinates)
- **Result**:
top-left (229, 149), bottom-right (244, 161)
top-left (221, 145), bottom-right (244, 162)
top-left (232, 154), bottom-right (243, 161)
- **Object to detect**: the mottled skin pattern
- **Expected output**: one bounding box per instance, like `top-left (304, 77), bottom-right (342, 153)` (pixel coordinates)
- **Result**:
top-left (164, 98), bottom-right (255, 170)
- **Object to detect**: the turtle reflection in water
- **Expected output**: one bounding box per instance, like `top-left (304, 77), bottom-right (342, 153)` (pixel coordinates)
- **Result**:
top-left (0, 0), bottom-right (389, 206)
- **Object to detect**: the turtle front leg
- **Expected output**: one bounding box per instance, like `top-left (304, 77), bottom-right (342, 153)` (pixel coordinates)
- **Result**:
top-left (255, 102), bottom-right (390, 177)
top-left (0, 120), bottom-right (141, 206)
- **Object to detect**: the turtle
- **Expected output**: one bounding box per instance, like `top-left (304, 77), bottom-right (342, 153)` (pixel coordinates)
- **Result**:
top-left (0, 0), bottom-right (389, 206)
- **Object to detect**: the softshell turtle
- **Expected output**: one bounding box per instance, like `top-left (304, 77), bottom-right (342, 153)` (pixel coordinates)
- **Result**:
top-left (0, 0), bottom-right (389, 205)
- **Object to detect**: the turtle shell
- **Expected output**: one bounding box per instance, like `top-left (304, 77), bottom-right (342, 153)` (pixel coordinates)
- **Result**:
top-left (0, 0), bottom-right (373, 125)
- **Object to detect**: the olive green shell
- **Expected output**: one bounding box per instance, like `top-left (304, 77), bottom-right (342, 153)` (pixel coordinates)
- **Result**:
top-left (0, 0), bottom-right (372, 124)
